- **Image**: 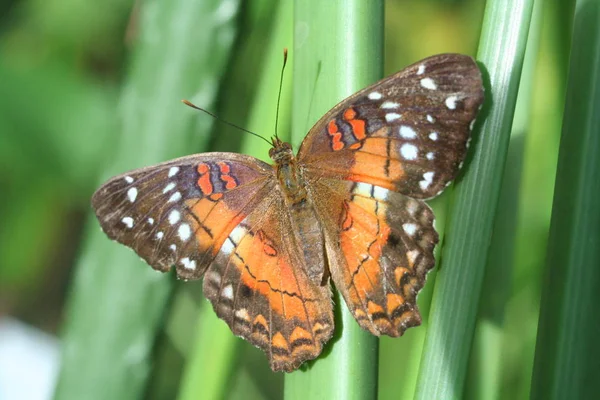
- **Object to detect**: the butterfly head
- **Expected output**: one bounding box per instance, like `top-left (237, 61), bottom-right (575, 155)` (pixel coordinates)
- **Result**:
top-left (269, 137), bottom-right (294, 164)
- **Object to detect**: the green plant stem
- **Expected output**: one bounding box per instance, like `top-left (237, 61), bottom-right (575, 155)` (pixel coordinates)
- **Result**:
top-left (531, 0), bottom-right (600, 398)
top-left (414, 0), bottom-right (535, 398)
top-left (284, 1), bottom-right (383, 399)
top-left (53, 0), bottom-right (240, 398)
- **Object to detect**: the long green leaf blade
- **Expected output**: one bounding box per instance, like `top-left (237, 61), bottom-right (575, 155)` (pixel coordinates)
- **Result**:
top-left (54, 0), bottom-right (240, 398)
top-left (531, 0), bottom-right (600, 398)
top-left (415, 0), bottom-right (535, 398)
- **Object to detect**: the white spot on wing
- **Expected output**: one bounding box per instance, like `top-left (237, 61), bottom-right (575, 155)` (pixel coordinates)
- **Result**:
top-left (230, 225), bottom-right (247, 244)
top-left (399, 125), bottom-right (417, 139)
top-left (168, 192), bottom-right (182, 203)
top-left (368, 91), bottom-right (382, 100)
top-left (221, 238), bottom-right (235, 255)
top-left (221, 225), bottom-right (248, 255)
top-left (354, 182), bottom-right (373, 197)
top-left (168, 166), bottom-right (180, 177)
top-left (429, 132), bottom-right (439, 141)
top-left (417, 64), bottom-right (426, 75)
top-left (222, 284), bottom-right (234, 300)
top-left (400, 143), bottom-right (418, 160)
top-left (427, 114), bottom-right (435, 123)
top-left (426, 152), bottom-right (435, 160)
top-left (163, 182), bottom-right (175, 193)
top-left (156, 231), bottom-right (164, 239)
top-left (469, 119), bottom-right (476, 131)
top-left (178, 223), bottom-right (191, 241)
top-left (406, 201), bottom-right (418, 216)
top-left (385, 113), bottom-right (401, 122)
top-left (445, 95), bottom-right (458, 110)
top-left (420, 77), bottom-right (437, 90)
top-left (407, 249), bottom-right (420, 264)
top-left (419, 171), bottom-right (435, 190)
top-left (170, 244), bottom-right (176, 251)
top-left (168, 210), bottom-right (180, 225)
top-left (180, 257), bottom-right (196, 270)
top-left (127, 187), bottom-right (138, 203)
top-left (235, 308), bottom-right (250, 320)
top-left (148, 218), bottom-right (154, 225)
top-left (373, 186), bottom-right (388, 201)
top-left (122, 217), bottom-right (134, 228)
top-left (403, 223), bottom-right (417, 236)
top-left (124, 176), bottom-right (134, 184)
top-left (381, 101), bottom-right (399, 109)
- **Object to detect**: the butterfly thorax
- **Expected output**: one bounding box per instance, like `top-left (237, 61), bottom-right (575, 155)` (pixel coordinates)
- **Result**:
top-left (269, 139), bottom-right (307, 204)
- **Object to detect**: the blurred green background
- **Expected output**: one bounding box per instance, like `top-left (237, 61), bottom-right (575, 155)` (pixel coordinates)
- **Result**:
top-left (1, 0), bottom-right (595, 399)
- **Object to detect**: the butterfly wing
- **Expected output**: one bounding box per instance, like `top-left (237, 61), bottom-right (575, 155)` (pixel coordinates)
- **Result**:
top-left (92, 153), bottom-right (334, 371)
top-left (298, 54), bottom-right (484, 336)
top-left (92, 153), bottom-right (274, 280)
top-left (308, 177), bottom-right (437, 336)
top-left (202, 188), bottom-right (334, 372)
top-left (298, 53), bottom-right (484, 199)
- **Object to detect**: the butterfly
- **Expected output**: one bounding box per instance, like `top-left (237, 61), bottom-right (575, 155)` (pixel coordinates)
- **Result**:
top-left (92, 53), bottom-right (484, 372)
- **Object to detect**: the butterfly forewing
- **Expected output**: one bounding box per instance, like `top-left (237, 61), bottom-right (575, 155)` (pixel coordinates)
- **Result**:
top-left (92, 153), bottom-right (274, 279)
top-left (298, 53), bottom-right (484, 199)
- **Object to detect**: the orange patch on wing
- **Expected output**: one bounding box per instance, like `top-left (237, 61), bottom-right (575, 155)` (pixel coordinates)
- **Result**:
top-left (386, 293), bottom-right (405, 316)
top-left (231, 231), bottom-right (310, 321)
top-left (272, 332), bottom-right (290, 351)
top-left (367, 300), bottom-right (385, 316)
top-left (197, 163), bottom-right (214, 195)
top-left (185, 198), bottom-right (245, 252)
top-left (340, 197), bottom-right (391, 303)
top-left (343, 107), bottom-right (366, 141)
top-left (349, 155), bottom-right (403, 190)
top-left (394, 266), bottom-right (410, 287)
top-left (327, 120), bottom-right (344, 151)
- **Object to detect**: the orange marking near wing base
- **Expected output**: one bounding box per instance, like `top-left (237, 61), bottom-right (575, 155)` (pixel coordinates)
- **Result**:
top-left (343, 107), bottom-right (366, 141)
top-left (197, 163), bottom-right (214, 195)
top-left (327, 120), bottom-right (344, 151)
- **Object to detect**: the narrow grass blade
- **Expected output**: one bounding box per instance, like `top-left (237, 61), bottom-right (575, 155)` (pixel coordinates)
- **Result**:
top-left (531, 1), bottom-right (600, 398)
top-left (53, 0), bottom-right (240, 398)
top-left (284, 1), bottom-right (383, 398)
top-left (414, 0), bottom-right (535, 398)
top-left (465, 1), bottom-right (544, 399)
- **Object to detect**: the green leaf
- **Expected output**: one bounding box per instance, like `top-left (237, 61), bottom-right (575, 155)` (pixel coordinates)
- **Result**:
top-left (531, 1), bottom-right (600, 398)
top-left (414, 0), bottom-right (535, 398)
top-left (53, 0), bottom-right (241, 398)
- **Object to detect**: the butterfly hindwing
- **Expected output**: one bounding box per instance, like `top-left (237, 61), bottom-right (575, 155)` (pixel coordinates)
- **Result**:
top-left (92, 153), bottom-right (273, 279)
top-left (203, 190), bottom-right (334, 372)
top-left (298, 53), bottom-right (484, 199)
top-left (307, 176), bottom-right (437, 336)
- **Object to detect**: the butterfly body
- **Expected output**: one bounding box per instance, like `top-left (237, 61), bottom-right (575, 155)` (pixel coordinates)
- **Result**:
top-left (92, 54), bottom-right (484, 372)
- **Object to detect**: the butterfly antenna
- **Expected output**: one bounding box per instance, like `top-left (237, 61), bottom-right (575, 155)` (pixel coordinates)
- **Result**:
top-left (274, 48), bottom-right (288, 141)
top-left (181, 99), bottom-right (271, 146)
